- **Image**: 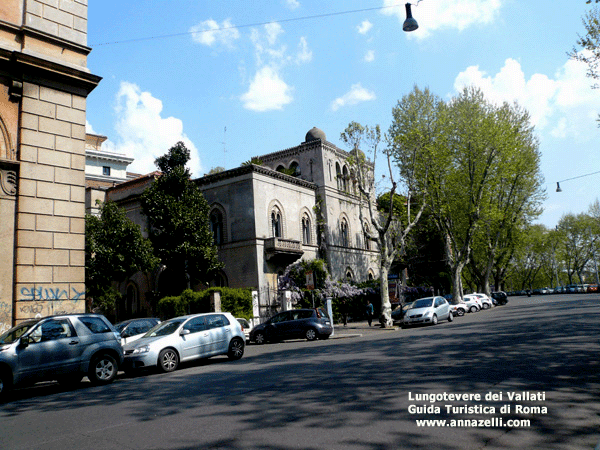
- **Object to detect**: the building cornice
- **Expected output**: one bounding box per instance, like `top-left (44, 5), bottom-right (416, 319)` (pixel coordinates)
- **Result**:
top-left (0, 47), bottom-right (101, 97)
top-left (195, 164), bottom-right (317, 190)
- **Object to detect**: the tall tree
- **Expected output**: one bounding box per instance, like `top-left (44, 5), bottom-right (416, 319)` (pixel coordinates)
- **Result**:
top-left (557, 212), bottom-right (598, 284)
top-left (388, 86), bottom-right (543, 303)
top-left (341, 122), bottom-right (426, 326)
top-left (569, 2), bottom-right (600, 124)
top-left (85, 200), bottom-right (158, 314)
top-left (141, 142), bottom-right (222, 297)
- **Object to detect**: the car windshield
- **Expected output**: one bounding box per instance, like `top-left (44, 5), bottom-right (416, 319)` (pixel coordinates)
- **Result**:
top-left (143, 319), bottom-right (184, 337)
top-left (114, 322), bottom-right (130, 333)
top-left (413, 298), bottom-right (433, 308)
top-left (0, 321), bottom-right (38, 344)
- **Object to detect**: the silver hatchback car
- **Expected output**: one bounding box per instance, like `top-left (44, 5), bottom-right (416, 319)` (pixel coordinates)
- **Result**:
top-left (122, 312), bottom-right (245, 373)
top-left (402, 296), bottom-right (453, 327)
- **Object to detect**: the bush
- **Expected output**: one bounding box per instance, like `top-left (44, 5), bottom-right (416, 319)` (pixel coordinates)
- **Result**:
top-left (157, 287), bottom-right (253, 320)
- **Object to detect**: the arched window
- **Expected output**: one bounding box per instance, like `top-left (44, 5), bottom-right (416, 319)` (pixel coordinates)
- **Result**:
top-left (345, 268), bottom-right (354, 281)
top-left (336, 162), bottom-right (342, 190)
top-left (272, 207), bottom-right (282, 238)
top-left (276, 164), bottom-right (286, 173)
top-left (340, 218), bottom-right (349, 247)
top-left (289, 161), bottom-right (300, 177)
top-left (342, 165), bottom-right (349, 192)
top-left (210, 209), bottom-right (224, 245)
top-left (368, 271), bottom-right (374, 281)
top-left (363, 224), bottom-right (371, 250)
top-left (302, 214), bottom-right (311, 245)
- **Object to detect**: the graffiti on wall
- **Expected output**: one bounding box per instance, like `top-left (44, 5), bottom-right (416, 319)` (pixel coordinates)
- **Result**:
top-left (0, 300), bottom-right (11, 334)
top-left (16, 285), bottom-right (85, 321)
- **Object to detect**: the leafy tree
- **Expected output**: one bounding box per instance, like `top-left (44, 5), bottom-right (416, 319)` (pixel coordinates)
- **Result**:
top-left (505, 224), bottom-right (547, 291)
top-left (85, 200), bottom-right (158, 315)
top-left (388, 86), bottom-right (543, 303)
top-left (341, 121), bottom-right (426, 326)
top-left (557, 212), bottom-right (598, 284)
top-left (141, 142), bottom-right (222, 297)
top-left (569, 3), bottom-right (600, 123)
top-left (207, 166), bottom-right (225, 175)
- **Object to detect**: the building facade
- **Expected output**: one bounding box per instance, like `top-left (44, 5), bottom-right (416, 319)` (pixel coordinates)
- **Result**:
top-left (107, 127), bottom-right (380, 320)
top-left (0, 0), bottom-right (100, 331)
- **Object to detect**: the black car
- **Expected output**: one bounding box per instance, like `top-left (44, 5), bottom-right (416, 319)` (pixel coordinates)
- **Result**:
top-left (250, 308), bottom-right (333, 344)
top-left (114, 317), bottom-right (161, 345)
top-left (491, 291), bottom-right (508, 305)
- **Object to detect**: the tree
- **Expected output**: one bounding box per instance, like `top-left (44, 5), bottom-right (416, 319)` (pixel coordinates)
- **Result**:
top-left (570, 3), bottom-right (600, 123)
top-left (341, 122), bottom-right (426, 326)
top-left (388, 86), bottom-right (543, 303)
top-left (141, 142), bottom-right (222, 297)
top-left (85, 200), bottom-right (158, 314)
top-left (557, 212), bottom-right (598, 284)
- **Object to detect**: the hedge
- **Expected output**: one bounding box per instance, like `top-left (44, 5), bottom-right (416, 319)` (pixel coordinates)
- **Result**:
top-left (157, 287), bottom-right (253, 320)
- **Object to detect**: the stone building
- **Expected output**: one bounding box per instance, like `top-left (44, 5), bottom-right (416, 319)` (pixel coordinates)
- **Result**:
top-left (0, 0), bottom-right (100, 331)
top-left (107, 127), bottom-right (380, 320)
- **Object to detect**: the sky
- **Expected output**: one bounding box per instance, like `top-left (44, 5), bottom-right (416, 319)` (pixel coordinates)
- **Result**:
top-left (86, 1), bottom-right (600, 229)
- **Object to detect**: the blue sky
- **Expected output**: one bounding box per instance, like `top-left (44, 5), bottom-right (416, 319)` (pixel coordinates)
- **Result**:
top-left (86, 1), bottom-right (600, 228)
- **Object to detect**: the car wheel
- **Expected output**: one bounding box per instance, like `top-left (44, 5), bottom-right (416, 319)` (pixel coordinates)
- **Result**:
top-left (158, 348), bottom-right (179, 373)
top-left (228, 338), bottom-right (245, 360)
top-left (88, 354), bottom-right (118, 385)
top-left (469, 306), bottom-right (478, 313)
top-left (254, 331), bottom-right (266, 345)
top-left (431, 314), bottom-right (438, 325)
top-left (482, 303), bottom-right (490, 310)
top-left (457, 309), bottom-right (465, 317)
top-left (447, 312), bottom-right (453, 322)
top-left (305, 328), bottom-right (317, 341)
top-left (57, 374), bottom-right (83, 387)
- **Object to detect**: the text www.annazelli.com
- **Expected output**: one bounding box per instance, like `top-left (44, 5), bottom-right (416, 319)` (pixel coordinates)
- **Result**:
top-left (415, 418), bottom-right (531, 428)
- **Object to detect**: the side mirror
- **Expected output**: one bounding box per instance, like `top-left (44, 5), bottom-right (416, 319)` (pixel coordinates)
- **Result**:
top-left (19, 336), bottom-right (30, 347)
top-left (180, 329), bottom-right (190, 336)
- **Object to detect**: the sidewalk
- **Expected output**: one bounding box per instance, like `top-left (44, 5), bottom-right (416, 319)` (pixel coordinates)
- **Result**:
top-left (330, 321), bottom-right (400, 339)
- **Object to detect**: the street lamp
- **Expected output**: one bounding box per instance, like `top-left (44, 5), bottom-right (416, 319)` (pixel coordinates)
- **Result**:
top-left (556, 169), bottom-right (600, 192)
top-left (403, 3), bottom-right (419, 32)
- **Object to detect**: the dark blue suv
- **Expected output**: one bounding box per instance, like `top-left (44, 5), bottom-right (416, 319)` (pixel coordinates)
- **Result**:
top-left (250, 308), bottom-right (332, 344)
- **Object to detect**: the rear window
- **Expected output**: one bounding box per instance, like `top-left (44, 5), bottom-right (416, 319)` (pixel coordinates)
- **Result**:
top-left (79, 316), bottom-right (111, 334)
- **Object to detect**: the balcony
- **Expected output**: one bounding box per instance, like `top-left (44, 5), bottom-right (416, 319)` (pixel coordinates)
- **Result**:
top-left (264, 237), bottom-right (304, 261)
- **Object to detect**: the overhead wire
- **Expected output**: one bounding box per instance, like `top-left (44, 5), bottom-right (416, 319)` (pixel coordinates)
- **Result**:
top-left (90, 3), bottom-right (404, 47)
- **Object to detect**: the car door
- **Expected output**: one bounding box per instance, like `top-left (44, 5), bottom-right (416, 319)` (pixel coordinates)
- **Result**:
top-left (265, 311), bottom-right (291, 340)
top-left (205, 314), bottom-right (232, 355)
top-left (17, 318), bottom-right (81, 381)
top-left (179, 316), bottom-right (211, 361)
top-left (437, 297), bottom-right (450, 319)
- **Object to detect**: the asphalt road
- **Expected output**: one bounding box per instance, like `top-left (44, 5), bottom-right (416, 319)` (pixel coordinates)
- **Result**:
top-left (1, 294), bottom-right (599, 450)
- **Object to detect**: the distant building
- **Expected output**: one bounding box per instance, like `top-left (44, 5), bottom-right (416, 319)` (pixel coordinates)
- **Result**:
top-left (0, 1), bottom-right (100, 331)
top-left (106, 127), bottom-right (379, 320)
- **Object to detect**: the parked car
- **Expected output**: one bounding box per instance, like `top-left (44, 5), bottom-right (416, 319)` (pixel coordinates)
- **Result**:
top-left (0, 314), bottom-right (123, 401)
top-left (401, 296), bottom-right (453, 327)
top-left (114, 318), bottom-right (161, 345)
top-left (250, 308), bottom-right (332, 344)
top-left (236, 318), bottom-right (253, 343)
top-left (448, 302), bottom-right (468, 316)
top-left (122, 312), bottom-right (245, 373)
top-left (461, 295), bottom-right (482, 312)
top-left (491, 291), bottom-right (508, 305)
top-left (472, 293), bottom-right (493, 310)
top-left (391, 302), bottom-right (414, 322)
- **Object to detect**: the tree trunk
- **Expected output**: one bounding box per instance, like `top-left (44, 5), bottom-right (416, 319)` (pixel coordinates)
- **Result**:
top-left (379, 265), bottom-right (392, 327)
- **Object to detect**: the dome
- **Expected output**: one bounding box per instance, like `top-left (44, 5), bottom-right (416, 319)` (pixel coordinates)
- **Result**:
top-left (305, 127), bottom-right (326, 143)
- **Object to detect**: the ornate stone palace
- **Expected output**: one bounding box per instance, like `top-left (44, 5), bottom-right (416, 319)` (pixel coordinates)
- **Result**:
top-left (102, 127), bottom-right (380, 320)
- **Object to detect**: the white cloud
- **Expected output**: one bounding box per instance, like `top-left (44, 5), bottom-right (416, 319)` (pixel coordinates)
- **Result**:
top-left (243, 23), bottom-right (311, 111)
top-left (241, 66), bottom-right (293, 111)
top-left (189, 18), bottom-right (240, 48)
top-left (296, 37), bottom-right (312, 64)
top-left (106, 81), bottom-right (202, 176)
top-left (364, 50), bottom-right (375, 62)
top-left (330, 83), bottom-right (376, 111)
top-left (284, 0), bottom-right (300, 10)
top-left (382, 0), bottom-right (502, 39)
top-left (357, 20), bottom-right (373, 35)
top-left (85, 120), bottom-right (96, 134)
top-left (453, 56), bottom-right (600, 140)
